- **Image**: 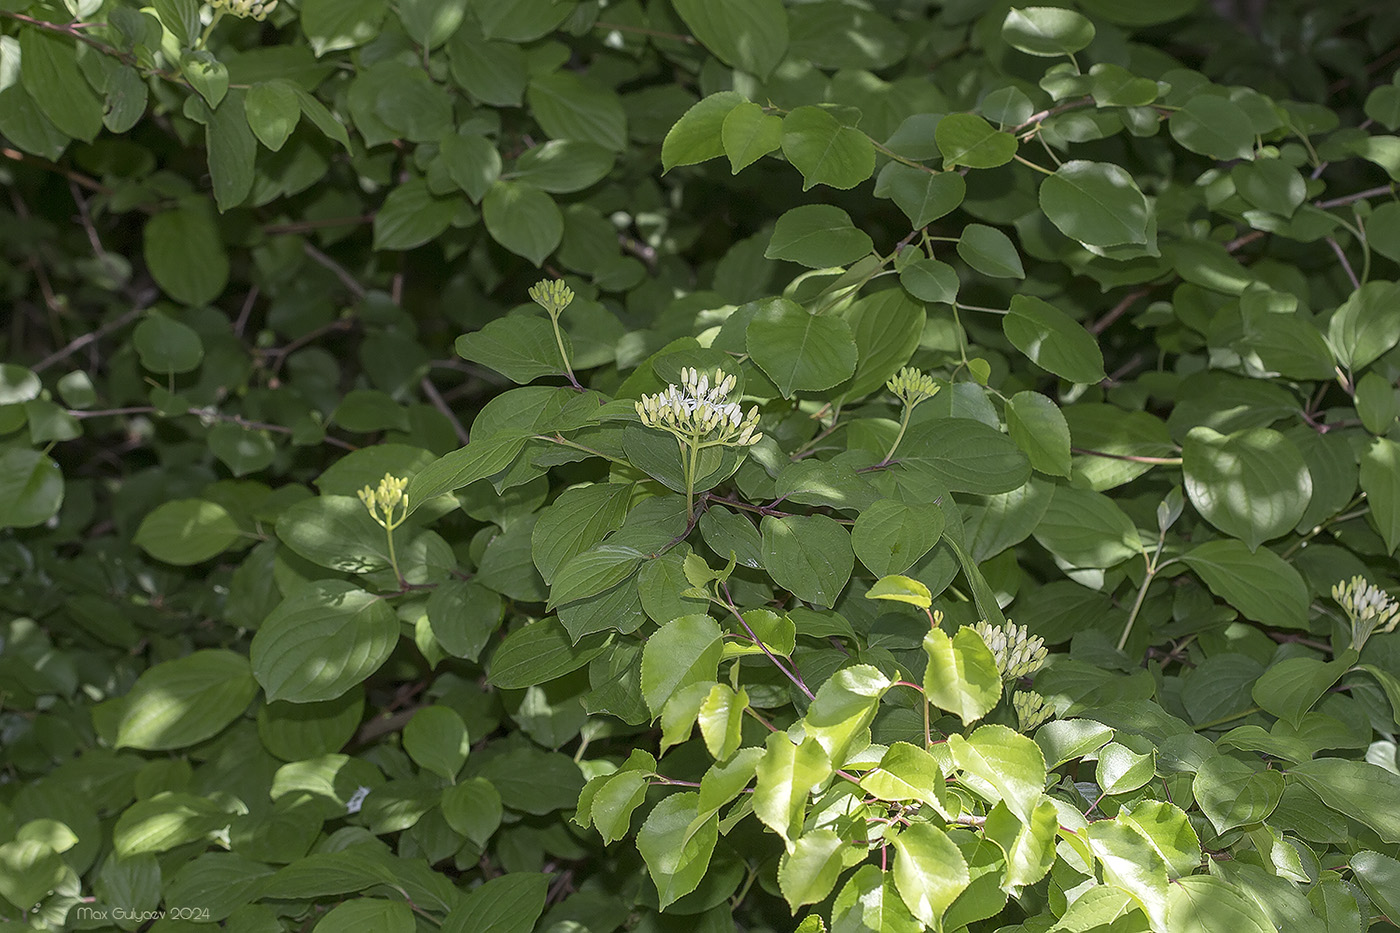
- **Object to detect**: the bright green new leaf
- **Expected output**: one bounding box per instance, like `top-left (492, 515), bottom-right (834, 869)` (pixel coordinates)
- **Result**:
top-left (948, 724), bottom-right (1047, 822)
top-left (985, 799), bottom-right (1058, 891)
top-left (1167, 875), bottom-right (1273, 933)
top-left (635, 792), bottom-right (718, 909)
top-left (891, 822), bottom-right (970, 928)
top-left (753, 732), bottom-right (832, 845)
top-left (832, 864), bottom-right (922, 933)
top-left (923, 627), bottom-right (1002, 725)
top-left (866, 574), bottom-right (931, 609)
top-left (778, 829), bottom-right (846, 909)
top-left (1120, 800), bottom-right (1201, 879)
top-left (641, 614), bottom-right (723, 717)
top-left (697, 684), bottom-right (747, 761)
top-left (1193, 755), bottom-right (1283, 833)
top-left (803, 664), bottom-right (891, 764)
top-left (1086, 820), bottom-right (1170, 931)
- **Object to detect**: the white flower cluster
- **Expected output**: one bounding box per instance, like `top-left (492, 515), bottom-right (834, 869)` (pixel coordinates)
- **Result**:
top-left (210, 0), bottom-right (277, 20)
top-left (973, 619), bottom-right (1048, 681)
top-left (1333, 575), bottom-right (1399, 647)
top-left (1013, 690), bottom-right (1052, 731)
top-left (635, 368), bottom-right (762, 447)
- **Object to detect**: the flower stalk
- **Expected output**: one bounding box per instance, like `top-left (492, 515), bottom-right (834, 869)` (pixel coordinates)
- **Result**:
top-left (358, 473), bottom-right (409, 581)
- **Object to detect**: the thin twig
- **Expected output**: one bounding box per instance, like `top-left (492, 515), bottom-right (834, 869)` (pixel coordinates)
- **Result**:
top-left (1088, 289), bottom-right (1149, 335)
top-left (261, 214), bottom-right (375, 236)
top-left (420, 377), bottom-right (469, 445)
top-left (33, 306), bottom-right (146, 372)
top-left (71, 405), bottom-right (358, 451)
top-left (1071, 447), bottom-right (1182, 465)
top-left (1315, 185), bottom-right (1395, 210)
top-left (1327, 237), bottom-right (1361, 289)
top-left (233, 286), bottom-right (259, 339)
top-left (593, 20), bottom-right (696, 43)
top-left (302, 241), bottom-right (367, 299)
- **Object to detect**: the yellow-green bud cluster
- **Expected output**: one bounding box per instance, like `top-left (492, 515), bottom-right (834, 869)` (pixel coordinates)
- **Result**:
top-left (973, 619), bottom-right (1047, 681)
top-left (1333, 575), bottom-right (1399, 647)
top-left (210, 0), bottom-right (277, 20)
top-left (528, 279), bottom-right (575, 318)
top-left (635, 368), bottom-right (762, 447)
top-left (358, 473), bottom-right (409, 530)
top-left (1013, 690), bottom-right (1052, 731)
top-left (886, 367), bottom-right (941, 407)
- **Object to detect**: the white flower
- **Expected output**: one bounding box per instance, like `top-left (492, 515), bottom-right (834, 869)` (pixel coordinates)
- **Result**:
top-left (635, 368), bottom-right (762, 447)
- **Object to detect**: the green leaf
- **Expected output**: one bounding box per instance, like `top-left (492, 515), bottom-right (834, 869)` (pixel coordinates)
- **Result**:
top-left (440, 872), bottom-right (548, 933)
top-left (697, 684), bottom-right (747, 760)
top-left (1039, 160), bottom-right (1150, 247)
top-left (447, 22), bottom-right (527, 106)
top-left (455, 316), bottom-right (566, 385)
top-left (181, 50), bottom-right (229, 110)
top-left (836, 288), bottom-right (928, 400)
top-left (1169, 94), bottom-right (1255, 161)
top-left (1086, 820), bottom-right (1170, 931)
top-left (1361, 437), bottom-right (1400, 554)
top-left (1329, 281), bottom-right (1400, 372)
top-left (115, 650), bottom-right (257, 750)
top-left (291, 86), bottom-right (351, 150)
top-left (144, 200), bottom-right (229, 306)
top-left (133, 311), bottom-right (203, 373)
top-left (753, 732), bottom-right (832, 844)
top-left (489, 618), bottom-right (610, 688)
top-left (778, 829), bottom-right (846, 909)
top-left (0, 840), bottom-right (66, 910)
top-left (300, 0), bottom-right (387, 56)
top-left (1289, 757), bottom-right (1400, 842)
top-left (512, 139), bottom-right (614, 194)
top-left (1180, 539), bottom-right (1309, 629)
top-left (1194, 755), bottom-right (1283, 833)
top-left (641, 614), bottom-right (722, 717)
top-left (409, 435), bottom-right (529, 510)
top-left (896, 418), bottom-right (1032, 496)
top-left (662, 91), bottom-right (743, 170)
top-left (1032, 485), bottom-right (1142, 568)
top-left (402, 707), bottom-right (470, 781)
top-left (440, 134), bottom-right (501, 202)
top-left (935, 113), bottom-right (1017, 169)
top-left (527, 72), bottom-right (627, 152)
top-left (1035, 718), bottom-right (1113, 767)
top-left (804, 664), bottom-right (892, 763)
top-left (876, 165), bottom-right (966, 228)
top-left (957, 224), bottom-right (1024, 278)
top-left (1352, 850), bottom-right (1400, 920)
top-left (134, 499), bottom-right (240, 565)
top-left (482, 181), bottom-right (563, 266)
top-left (1251, 651), bottom-right (1355, 730)
top-left (314, 899), bottom-right (413, 933)
top-left (862, 742), bottom-right (947, 810)
top-left (1002, 7), bottom-right (1096, 56)
top-left (531, 484), bottom-right (632, 585)
top-left (762, 514), bottom-right (854, 608)
top-left (0, 448), bottom-right (64, 529)
top-left (427, 581), bottom-right (503, 661)
top-left (114, 792), bottom-right (232, 856)
top-left (853, 498), bottom-right (945, 576)
top-left (636, 792), bottom-right (718, 909)
top-left (1182, 426), bottom-right (1312, 550)
top-left (672, 0), bottom-right (789, 79)
top-left (1004, 295), bottom-right (1106, 384)
top-left (765, 204), bottom-right (874, 269)
top-left (475, 0), bottom-right (576, 41)
top-left (1007, 391), bottom-right (1072, 477)
top-left (397, 0), bottom-right (467, 49)
top-left (723, 100), bottom-right (783, 173)
top-left (1096, 742), bottom-right (1156, 795)
top-left (373, 179), bottom-right (458, 251)
top-left (548, 545), bottom-right (646, 609)
top-left (257, 689), bottom-right (365, 761)
top-left (985, 798), bottom-right (1059, 891)
top-left (246, 80), bottom-right (300, 151)
top-left (250, 580), bottom-right (399, 703)
top-left (208, 422), bottom-right (276, 476)
top-left (1167, 874), bottom-right (1273, 933)
top-left (276, 494), bottom-right (390, 574)
top-left (832, 864), bottom-right (922, 933)
top-left (781, 106), bottom-right (876, 190)
top-left (19, 27), bottom-right (103, 142)
top-left (948, 724), bottom-right (1047, 821)
top-left (746, 297), bottom-right (859, 397)
top-left (922, 626), bottom-right (1002, 725)
top-left (899, 258), bottom-right (960, 305)
top-left (1232, 159), bottom-right (1306, 216)
top-left (866, 574), bottom-right (932, 609)
top-left (891, 822), bottom-right (970, 928)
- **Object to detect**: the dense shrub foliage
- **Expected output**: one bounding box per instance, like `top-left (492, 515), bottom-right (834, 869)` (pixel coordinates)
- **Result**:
top-left (5, 0), bottom-right (1400, 930)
